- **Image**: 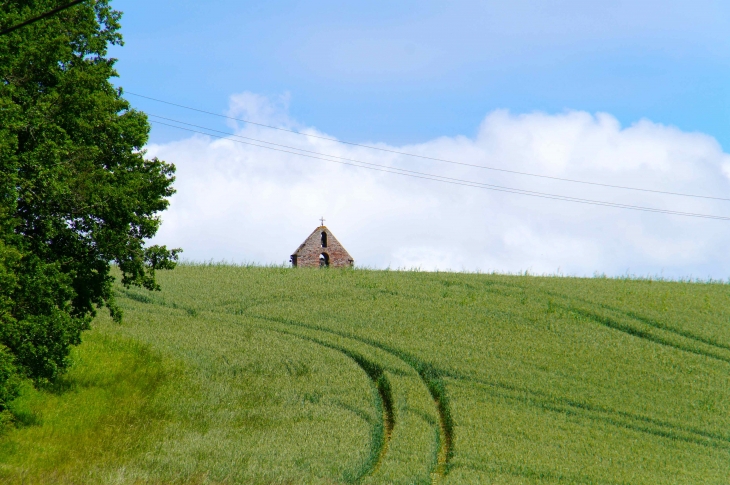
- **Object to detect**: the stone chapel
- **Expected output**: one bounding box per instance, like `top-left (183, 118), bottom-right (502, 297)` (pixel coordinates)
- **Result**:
top-left (290, 222), bottom-right (354, 268)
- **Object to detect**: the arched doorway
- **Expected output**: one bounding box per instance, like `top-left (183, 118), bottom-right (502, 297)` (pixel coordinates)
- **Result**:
top-left (319, 253), bottom-right (330, 267)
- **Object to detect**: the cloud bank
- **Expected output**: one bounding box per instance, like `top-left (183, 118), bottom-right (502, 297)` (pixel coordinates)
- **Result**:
top-left (147, 93), bottom-right (730, 278)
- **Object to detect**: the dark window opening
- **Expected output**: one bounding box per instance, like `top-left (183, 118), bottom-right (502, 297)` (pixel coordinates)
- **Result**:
top-left (290, 255), bottom-right (297, 267)
top-left (319, 253), bottom-right (329, 268)
top-left (321, 231), bottom-right (328, 248)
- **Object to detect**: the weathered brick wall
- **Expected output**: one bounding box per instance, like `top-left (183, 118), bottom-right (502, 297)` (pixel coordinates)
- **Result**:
top-left (291, 226), bottom-right (354, 268)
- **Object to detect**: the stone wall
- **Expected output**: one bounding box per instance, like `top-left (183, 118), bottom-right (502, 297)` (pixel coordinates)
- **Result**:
top-left (291, 226), bottom-right (354, 268)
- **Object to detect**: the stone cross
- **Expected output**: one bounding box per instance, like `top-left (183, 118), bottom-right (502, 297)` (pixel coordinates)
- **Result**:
top-left (320, 217), bottom-right (325, 226)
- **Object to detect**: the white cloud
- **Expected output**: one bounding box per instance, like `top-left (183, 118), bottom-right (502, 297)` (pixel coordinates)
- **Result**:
top-left (147, 92), bottom-right (730, 278)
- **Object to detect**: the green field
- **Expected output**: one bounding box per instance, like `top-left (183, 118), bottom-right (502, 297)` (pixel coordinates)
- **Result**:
top-left (1, 265), bottom-right (729, 484)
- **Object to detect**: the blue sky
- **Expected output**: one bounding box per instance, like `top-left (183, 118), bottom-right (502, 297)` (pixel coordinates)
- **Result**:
top-left (111, 0), bottom-right (730, 149)
top-left (109, 0), bottom-right (730, 276)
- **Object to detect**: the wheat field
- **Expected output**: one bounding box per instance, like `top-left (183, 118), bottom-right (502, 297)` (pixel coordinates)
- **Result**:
top-left (1, 264), bottom-right (728, 484)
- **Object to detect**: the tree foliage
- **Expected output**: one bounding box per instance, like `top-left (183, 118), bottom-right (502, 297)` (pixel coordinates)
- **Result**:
top-left (0, 0), bottom-right (179, 405)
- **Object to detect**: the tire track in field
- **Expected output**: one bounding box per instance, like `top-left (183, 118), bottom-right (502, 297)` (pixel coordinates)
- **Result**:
top-left (445, 372), bottom-right (730, 450)
top-left (584, 302), bottom-right (730, 354)
top-left (464, 287), bottom-right (730, 448)
top-left (533, 288), bottom-right (730, 358)
top-left (449, 281), bottom-right (730, 451)
top-left (566, 306), bottom-right (730, 365)
top-left (254, 326), bottom-right (395, 481)
top-left (617, 307), bottom-right (730, 351)
top-left (119, 287), bottom-right (452, 479)
top-left (247, 313), bottom-right (454, 482)
top-left (479, 282), bottom-right (730, 364)
top-left (472, 279), bottom-right (730, 360)
top-left (116, 289), bottom-right (394, 481)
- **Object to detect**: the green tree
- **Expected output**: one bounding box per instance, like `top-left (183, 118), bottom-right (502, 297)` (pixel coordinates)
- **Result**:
top-left (0, 0), bottom-right (179, 405)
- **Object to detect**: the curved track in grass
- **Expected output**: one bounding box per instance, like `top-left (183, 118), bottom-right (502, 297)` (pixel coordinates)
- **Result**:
top-left (116, 290), bottom-right (452, 482)
top-left (263, 326), bottom-right (395, 481)
top-left (250, 314), bottom-right (454, 482)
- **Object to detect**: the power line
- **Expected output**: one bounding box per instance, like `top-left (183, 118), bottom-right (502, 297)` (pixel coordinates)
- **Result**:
top-left (148, 118), bottom-right (730, 221)
top-left (0, 0), bottom-right (86, 36)
top-left (128, 91), bottom-right (730, 202)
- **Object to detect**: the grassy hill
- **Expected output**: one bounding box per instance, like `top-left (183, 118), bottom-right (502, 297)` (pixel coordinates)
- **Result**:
top-left (1, 265), bottom-right (729, 484)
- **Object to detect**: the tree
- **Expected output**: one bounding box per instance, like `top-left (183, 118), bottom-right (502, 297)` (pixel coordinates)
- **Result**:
top-left (0, 0), bottom-right (179, 406)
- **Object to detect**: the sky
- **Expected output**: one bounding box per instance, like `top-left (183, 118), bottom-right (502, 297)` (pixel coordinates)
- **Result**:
top-left (109, 0), bottom-right (730, 277)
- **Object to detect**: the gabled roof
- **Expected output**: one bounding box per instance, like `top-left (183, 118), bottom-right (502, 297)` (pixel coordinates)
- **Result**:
top-left (291, 225), bottom-right (351, 259)
top-left (290, 225), bottom-right (354, 267)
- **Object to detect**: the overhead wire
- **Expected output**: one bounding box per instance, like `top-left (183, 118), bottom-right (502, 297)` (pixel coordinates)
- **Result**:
top-left (4, 5), bottom-right (724, 220)
top-left (148, 117), bottom-right (730, 221)
top-left (128, 91), bottom-right (730, 202)
top-left (0, 0), bottom-right (86, 36)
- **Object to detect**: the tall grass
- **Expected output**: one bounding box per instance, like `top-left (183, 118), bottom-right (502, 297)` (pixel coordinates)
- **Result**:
top-left (1, 265), bottom-right (728, 484)
top-left (0, 332), bottom-right (172, 483)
